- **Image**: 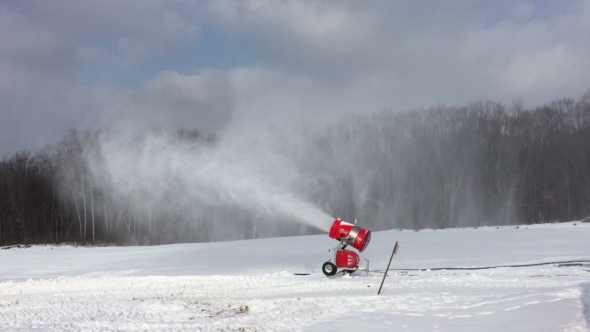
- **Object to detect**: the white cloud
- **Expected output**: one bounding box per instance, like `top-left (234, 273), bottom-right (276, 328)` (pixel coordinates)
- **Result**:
top-left (209, 0), bottom-right (377, 78)
top-left (11, 0), bottom-right (199, 66)
top-left (1, 0), bottom-right (590, 155)
top-left (457, 1), bottom-right (590, 102)
top-left (145, 70), bottom-right (232, 107)
top-left (208, 0), bottom-right (590, 109)
top-left (500, 45), bottom-right (587, 97)
top-left (509, 2), bottom-right (535, 21)
top-left (0, 10), bottom-right (60, 58)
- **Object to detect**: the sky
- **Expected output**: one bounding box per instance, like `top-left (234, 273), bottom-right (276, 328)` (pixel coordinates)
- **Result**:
top-left (1, 0), bottom-right (590, 156)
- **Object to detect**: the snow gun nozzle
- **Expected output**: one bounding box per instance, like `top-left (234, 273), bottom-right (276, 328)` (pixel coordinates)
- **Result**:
top-left (328, 218), bottom-right (371, 252)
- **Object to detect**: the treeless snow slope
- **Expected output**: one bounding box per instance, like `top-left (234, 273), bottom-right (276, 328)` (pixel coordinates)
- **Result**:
top-left (1, 222), bottom-right (589, 331)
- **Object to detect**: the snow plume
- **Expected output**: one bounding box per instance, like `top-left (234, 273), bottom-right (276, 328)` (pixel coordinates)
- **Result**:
top-left (85, 117), bottom-right (335, 241)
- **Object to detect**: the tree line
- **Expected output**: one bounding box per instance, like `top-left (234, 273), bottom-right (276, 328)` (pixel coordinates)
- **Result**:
top-left (1, 90), bottom-right (590, 246)
top-left (0, 129), bottom-right (216, 246)
top-left (309, 90), bottom-right (590, 230)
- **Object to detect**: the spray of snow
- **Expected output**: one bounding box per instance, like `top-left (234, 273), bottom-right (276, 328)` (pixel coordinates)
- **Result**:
top-left (86, 115), bottom-right (334, 234)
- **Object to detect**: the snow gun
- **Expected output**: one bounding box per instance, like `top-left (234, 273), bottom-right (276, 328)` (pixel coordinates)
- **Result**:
top-left (322, 218), bottom-right (371, 276)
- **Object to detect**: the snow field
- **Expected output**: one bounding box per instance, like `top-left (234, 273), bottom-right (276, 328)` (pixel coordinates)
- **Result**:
top-left (0, 222), bottom-right (589, 331)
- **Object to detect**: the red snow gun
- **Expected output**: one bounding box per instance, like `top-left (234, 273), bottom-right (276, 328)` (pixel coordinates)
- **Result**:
top-left (322, 218), bottom-right (371, 276)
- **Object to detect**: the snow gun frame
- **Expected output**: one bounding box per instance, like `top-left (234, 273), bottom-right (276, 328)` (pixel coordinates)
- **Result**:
top-left (322, 218), bottom-right (371, 276)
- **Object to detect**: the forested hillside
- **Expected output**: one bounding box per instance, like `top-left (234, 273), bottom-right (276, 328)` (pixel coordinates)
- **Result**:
top-left (1, 91), bottom-right (590, 246)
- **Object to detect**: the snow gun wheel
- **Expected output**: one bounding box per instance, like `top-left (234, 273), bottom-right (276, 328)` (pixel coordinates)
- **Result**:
top-left (322, 262), bottom-right (337, 276)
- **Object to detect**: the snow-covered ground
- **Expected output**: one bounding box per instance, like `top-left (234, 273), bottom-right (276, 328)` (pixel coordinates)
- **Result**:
top-left (1, 222), bottom-right (589, 331)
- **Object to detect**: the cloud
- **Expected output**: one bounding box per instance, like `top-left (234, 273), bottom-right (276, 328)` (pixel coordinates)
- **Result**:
top-left (14, 0), bottom-right (199, 64)
top-left (209, 0), bottom-right (377, 79)
top-left (1, 0), bottom-right (590, 156)
top-left (459, 1), bottom-right (590, 100)
top-left (0, 8), bottom-right (77, 82)
top-left (145, 70), bottom-right (232, 108)
top-left (207, 0), bottom-right (590, 107)
top-left (499, 45), bottom-right (587, 97)
top-left (0, 0), bottom-right (203, 155)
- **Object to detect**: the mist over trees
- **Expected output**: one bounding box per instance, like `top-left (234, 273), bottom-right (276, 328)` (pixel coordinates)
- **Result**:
top-left (1, 90), bottom-right (590, 246)
top-left (309, 91), bottom-right (590, 230)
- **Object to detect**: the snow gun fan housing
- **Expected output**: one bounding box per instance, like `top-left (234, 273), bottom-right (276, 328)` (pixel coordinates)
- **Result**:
top-left (328, 218), bottom-right (371, 252)
top-left (322, 218), bottom-right (372, 276)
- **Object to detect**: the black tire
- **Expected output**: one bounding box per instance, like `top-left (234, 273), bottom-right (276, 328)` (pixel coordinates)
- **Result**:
top-left (344, 269), bottom-right (356, 275)
top-left (322, 262), bottom-right (338, 276)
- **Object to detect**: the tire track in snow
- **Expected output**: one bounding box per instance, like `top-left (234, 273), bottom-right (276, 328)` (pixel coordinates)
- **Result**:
top-left (582, 283), bottom-right (590, 328)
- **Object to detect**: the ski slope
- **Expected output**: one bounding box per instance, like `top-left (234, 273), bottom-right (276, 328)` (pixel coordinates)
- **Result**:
top-left (1, 222), bottom-right (589, 331)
